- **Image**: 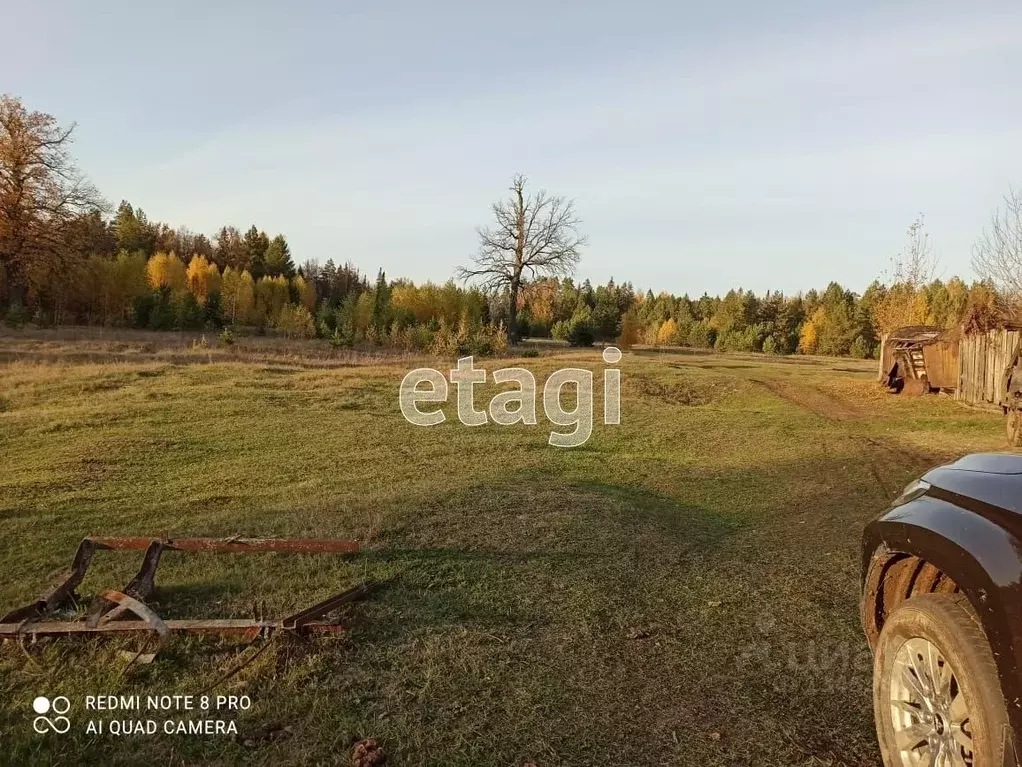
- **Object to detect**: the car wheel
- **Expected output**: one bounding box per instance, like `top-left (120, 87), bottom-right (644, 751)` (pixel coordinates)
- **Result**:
top-left (873, 593), bottom-right (1009, 767)
top-left (1007, 409), bottom-right (1022, 447)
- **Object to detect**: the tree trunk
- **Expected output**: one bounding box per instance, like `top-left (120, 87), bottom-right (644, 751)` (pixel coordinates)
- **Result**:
top-left (508, 277), bottom-right (520, 343)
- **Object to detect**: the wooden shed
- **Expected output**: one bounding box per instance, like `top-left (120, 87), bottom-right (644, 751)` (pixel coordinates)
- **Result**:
top-left (878, 326), bottom-right (959, 392)
top-left (954, 307), bottom-right (1022, 410)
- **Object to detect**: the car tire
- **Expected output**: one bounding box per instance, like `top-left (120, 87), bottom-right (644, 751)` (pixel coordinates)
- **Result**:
top-left (873, 593), bottom-right (1010, 766)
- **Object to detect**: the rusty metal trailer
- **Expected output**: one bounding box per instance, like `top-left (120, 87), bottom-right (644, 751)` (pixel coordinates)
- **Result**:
top-left (0, 536), bottom-right (370, 646)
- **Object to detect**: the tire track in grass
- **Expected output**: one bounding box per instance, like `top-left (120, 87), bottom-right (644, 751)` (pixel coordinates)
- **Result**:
top-left (752, 378), bottom-right (947, 503)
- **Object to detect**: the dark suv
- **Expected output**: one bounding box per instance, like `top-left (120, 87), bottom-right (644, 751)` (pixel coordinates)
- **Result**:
top-left (862, 453), bottom-right (1022, 767)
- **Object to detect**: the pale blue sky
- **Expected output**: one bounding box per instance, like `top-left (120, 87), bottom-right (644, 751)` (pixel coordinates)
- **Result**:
top-left (5, 1), bottom-right (1022, 295)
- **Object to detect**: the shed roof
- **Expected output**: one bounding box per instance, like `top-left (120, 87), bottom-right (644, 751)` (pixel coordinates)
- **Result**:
top-left (886, 326), bottom-right (943, 343)
top-left (961, 302), bottom-right (1022, 334)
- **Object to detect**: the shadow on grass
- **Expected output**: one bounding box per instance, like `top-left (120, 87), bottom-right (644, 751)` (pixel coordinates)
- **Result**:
top-left (0, 456), bottom-right (903, 766)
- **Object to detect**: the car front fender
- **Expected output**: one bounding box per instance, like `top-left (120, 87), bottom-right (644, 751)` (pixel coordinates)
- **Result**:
top-left (862, 492), bottom-right (1022, 751)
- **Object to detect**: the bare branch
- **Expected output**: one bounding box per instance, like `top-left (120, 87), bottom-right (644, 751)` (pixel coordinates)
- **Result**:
top-left (973, 187), bottom-right (1022, 305)
top-left (0, 94), bottom-right (105, 293)
top-left (457, 174), bottom-right (586, 339)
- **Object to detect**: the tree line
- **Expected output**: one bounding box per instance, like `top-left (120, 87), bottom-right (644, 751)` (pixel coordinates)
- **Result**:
top-left (1, 93), bottom-right (1018, 358)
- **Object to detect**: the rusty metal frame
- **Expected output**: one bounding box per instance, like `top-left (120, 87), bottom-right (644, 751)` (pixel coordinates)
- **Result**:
top-left (0, 536), bottom-right (368, 643)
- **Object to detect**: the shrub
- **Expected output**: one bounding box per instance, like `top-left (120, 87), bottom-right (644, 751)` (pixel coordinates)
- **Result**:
top-left (849, 335), bottom-right (873, 359)
top-left (3, 303), bottom-right (26, 329)
top-left (146, 287), bottom-right (176, 331)
top-left (430, 319), bottom-right (470, 356)
top-left (687, 321), bottom-right (712, 349)
top-left (204, 291), bottom-right (224, 328)
top-left (316, 300), bottom-right (336, 338)
top-left (274, 304), bottom-right (316, 339)
top-left (218, 328), bottom-right (235, 346)
top-left (762, 336), bottom-right (777, 355)
top-left (175, 292), bottom-right (206, 331)
top-left (553, 306), bottom-right (595, 347)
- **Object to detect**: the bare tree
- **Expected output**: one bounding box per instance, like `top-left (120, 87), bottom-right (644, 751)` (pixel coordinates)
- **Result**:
top-left (872, 215), bottom-right (939, 337)
top-left (973, 188), bottom-right (1022, 305)
top-left (0, 94), bottom-right (103, 303)
top-left (458, 174), bottom-right (586, 340)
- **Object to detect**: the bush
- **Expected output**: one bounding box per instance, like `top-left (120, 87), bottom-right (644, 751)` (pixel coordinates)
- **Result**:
top-left (204, 291), bottom-right (224, 328)
top-left (146, 287), bottom-right (176, 331)
top-left (553, 306), bottom-right (595, 347)
top-left (849, 335), bottom-right (873, 359)
top-left (316, 300), bottom-right (336, 338)
top-left (687, 321), bottom-right (713, 349)
top-left (175, 293), bottom-right (206, 331)
top-left (218, 328), bottom-right (235, 346)
top-left (716, 323), bottom-right (767, 353)
top-left (274, 304), bottom-right (316, 339)
top-left (762, 336), bottom-right (777, 355)
top-left (430, 319), bottom-right (470, 357)
top-left (3, 303), bottom-right (26, 329)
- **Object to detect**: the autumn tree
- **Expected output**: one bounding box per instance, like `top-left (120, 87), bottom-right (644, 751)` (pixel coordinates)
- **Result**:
top-left (458, 174), bottom-right (586, 341)
top-left (872, 216), bottom-right (937, 337)
top-left (221, 267), bottom-right (254, 324)
top-left (252, 274), bottom-right (289, 325)
top-left (213, 225), bottom-right (245, 270)
top-left (617, 309), bottom-right (640, 349)
top-left (656, 317), bottom-right (679, 346)
top-left (185, 254), bottom-right (220, 303)
top-left (972, 187), bottom-right (1022, 309)
top-left (0, 95), bottom-right (104, 304)
top-left (274, 304), bottom-right (315, 338)
top-left (799, 310), bottom-right (821, 353)
top-left (294, 275), bottom-right (316, 313)
top-left (146, 252), bottom-right (187, 293)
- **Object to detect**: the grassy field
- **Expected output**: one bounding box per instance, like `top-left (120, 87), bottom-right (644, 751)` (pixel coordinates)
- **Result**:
top-left (0, 330), bottom-right (1013, 766)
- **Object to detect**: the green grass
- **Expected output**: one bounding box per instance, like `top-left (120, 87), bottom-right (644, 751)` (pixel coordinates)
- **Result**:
top-left (0, 333), bottom-right (1012, 765)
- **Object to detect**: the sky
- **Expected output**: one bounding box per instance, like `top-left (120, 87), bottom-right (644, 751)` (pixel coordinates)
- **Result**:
top-left (4, 0), bottom-right (1022, 296)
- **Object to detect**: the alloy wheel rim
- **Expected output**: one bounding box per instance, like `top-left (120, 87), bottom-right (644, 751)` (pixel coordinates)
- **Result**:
top-left (889, 636), bottom-right (974, 766)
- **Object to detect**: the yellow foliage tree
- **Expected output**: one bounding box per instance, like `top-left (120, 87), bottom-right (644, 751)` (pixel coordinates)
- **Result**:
top-left (872, 216), bottom-right (938, 337)
top-left (618, 310), bottom-right (640, 349)
top-left (656, 318), bottom-right (679, 346)
top-left (252, 275), bottom-right (289, 325)
top-left (294, 275), bottom-right (317, 313)
top-left (110, 251), bottom-right (148, 323)
top-left (221, 267), bottom-right (254, 324)
top-left (799, 308), bottom-right (824, 354)
top-left (354, 292), bottom-right (374, 336)
top-left (274, 304), bottom-right (316, 339)
top-left (872, 283), bottom-right (930, 337)
top-left (146, 252), bottom-right (187, 293)
top-left (186, 255), bottom-right (221, 303)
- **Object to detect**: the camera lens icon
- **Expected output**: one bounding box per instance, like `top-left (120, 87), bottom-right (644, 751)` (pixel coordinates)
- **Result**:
top-left (32, 695), bottom-right (71, 733)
